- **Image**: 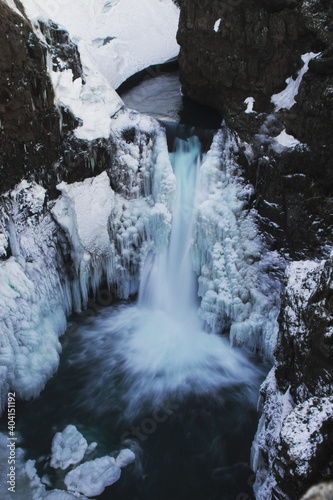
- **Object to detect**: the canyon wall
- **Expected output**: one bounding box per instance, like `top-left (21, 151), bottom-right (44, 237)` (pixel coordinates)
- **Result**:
top-left (177, 0), bottom-right (333, 498)
top-left (177, 0), bottom-right (333, 258)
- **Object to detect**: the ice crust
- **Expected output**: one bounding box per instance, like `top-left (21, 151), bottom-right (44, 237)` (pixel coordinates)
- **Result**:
top-left (192, 129), bottom-right (283, 357)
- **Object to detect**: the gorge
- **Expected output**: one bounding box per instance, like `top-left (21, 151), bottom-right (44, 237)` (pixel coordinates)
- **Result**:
top-left (0, 1), bottom-right (333, 499)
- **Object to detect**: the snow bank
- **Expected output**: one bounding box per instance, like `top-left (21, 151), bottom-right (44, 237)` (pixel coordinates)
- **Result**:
top-left (21, 0), bottom-right (180, 89)
top-left (50, 68), bottom-right (123, 141)
top-left (192, 129), bottom-right (283, 357)
top-left (271, 52), bottom-right (319, 111)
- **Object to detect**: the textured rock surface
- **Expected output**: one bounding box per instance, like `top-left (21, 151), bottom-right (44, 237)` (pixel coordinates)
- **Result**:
top-left (0, 0), bottom-right (124, 198)
top-left (253, 259), bottom-right (333, 499)
top-left (0, 0), bottom-right (62, 193)
top-left (177, 0), bottom-right (333, 258)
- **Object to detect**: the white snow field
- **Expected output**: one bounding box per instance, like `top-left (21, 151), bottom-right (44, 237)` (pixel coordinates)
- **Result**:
top-left (21, 0), bottom-right (180, 88)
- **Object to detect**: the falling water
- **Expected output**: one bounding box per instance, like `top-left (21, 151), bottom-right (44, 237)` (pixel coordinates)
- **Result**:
top-left (58, 135), bottom-right (262, 421)
top-left (16, 134), bottom-right (264, 500)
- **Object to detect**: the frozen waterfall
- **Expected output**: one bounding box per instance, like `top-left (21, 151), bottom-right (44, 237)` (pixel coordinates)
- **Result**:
top-left (68, 135), bottom-right (262, 420)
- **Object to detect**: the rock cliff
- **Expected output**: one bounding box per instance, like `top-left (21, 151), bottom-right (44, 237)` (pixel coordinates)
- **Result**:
top-left (177, 0), bottom-right (333, 498)
top-left (177, 0), bottom-right (333, 258)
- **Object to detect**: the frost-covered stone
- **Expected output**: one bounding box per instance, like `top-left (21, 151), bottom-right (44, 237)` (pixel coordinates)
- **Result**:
top-left (0, 183), bottom-right (72, 410)
top-left (64, 456), bottom-right (121, 497)
top-left (253, 257), bottom-right (333, 499)
top-left (50, 425), bottom-right (88, 470)
top-left (281, 397), bottom-right (333, 478)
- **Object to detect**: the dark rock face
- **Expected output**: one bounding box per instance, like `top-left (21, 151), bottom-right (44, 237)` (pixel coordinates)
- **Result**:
top-left (0, 0), bottom-right (125, 198)
top-left (177, 0), bottom-right (333, 258)
top-left (177, 0), bottom-right (313, 115)
top-left (276, 259), bottom-right (333, 403)
top-left (254, 259), bottom-right (333, 499)
top-left (0, 0), bottom-right (61, 193)
top-left (177, 0), bottom-right (333, 498)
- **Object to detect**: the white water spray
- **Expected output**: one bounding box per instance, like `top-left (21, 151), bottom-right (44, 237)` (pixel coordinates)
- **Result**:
top-left (73, 136), bottom-right (261, 419)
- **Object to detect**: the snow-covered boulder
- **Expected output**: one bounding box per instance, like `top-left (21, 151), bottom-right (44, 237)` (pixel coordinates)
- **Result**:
top-left (50, 425), bottom-right (88, 470)
top-left (64, 456), bottom-right (121, 497)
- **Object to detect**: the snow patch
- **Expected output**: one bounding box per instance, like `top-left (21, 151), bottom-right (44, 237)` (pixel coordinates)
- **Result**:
top-left (271, 52), bottom-right (320, 111)
top-left (244, 97), bottom-right (255, 114)
top-left (272, 129), bottom-right (300, 149)
top-left (213, 18), bottom-right (221, 32)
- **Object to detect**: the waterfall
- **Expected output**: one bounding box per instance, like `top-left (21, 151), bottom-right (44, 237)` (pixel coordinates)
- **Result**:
top-left (68, 135), bottom-right (262, 420)
top-left (139, 136), bottom-right (201, 320)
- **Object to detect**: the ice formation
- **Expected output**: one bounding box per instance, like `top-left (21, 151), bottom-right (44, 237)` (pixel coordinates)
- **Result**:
top-left (115, 448), bottom-right (136, 468)
top-left (192, 129), bottom-right (283, 357)
top-left (271, 52), bottom-right (319, 111)
top-left (64, 456), bottom-right (121, 497)
top-left (0, 182), bottom-right (72, 410)
top-left (52, 123), bottom-right (175, 310)
top-left (50, 425), bottom-right (88, 470)
top-left (0, 116), bottom-right (175, 407)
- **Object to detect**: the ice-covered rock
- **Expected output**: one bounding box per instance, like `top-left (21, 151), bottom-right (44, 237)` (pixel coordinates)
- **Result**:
top-left (253, 257), bottom-right (333, 499)
top-left (192, 128), bottom-right (284, 357)
top-left (0, 182), bottom-right (72, 410)
top-left (64, 456), bottom-right (121, 497)
top-left (281, 397), bottom-right (333, 478)
top-left (115, 448), bottom-right (136, 468)
top-left (50, 425), bottom-right (88, 470)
